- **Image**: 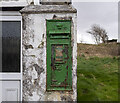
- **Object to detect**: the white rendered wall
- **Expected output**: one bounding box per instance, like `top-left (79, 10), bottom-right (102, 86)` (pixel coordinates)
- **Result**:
top-left (22, 13), bottom-right (77, 101)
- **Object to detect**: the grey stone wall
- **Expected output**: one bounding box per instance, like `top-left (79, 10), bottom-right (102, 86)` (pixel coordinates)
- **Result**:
top-left (21, 5), bottom-right (77, 101)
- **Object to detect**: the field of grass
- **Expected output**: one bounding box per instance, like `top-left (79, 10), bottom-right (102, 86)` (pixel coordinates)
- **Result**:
top-left (77, 56), bottom-right (118, 101)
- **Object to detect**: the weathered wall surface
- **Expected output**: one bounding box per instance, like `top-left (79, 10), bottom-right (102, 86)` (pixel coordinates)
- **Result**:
top-left (22, 12), bottom-right (77, 101)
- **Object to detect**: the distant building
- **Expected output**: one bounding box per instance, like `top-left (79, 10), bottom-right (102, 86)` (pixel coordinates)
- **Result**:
top-left (104, 39), bottom-right (117, 44)
top-left (107, 39), bottom-right (117, 43)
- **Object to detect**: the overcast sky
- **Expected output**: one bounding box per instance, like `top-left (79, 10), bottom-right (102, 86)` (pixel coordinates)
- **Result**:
top-left (72, 1), bottom-right (118, 44)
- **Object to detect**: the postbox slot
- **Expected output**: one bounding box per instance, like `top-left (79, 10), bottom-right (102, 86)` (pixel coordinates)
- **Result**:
top-left (50, 33), bottom-right (70, 39)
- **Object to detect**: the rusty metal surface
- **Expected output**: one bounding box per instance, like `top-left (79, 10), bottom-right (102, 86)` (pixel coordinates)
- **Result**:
top-left (51, 44), bottom-right (69, 87)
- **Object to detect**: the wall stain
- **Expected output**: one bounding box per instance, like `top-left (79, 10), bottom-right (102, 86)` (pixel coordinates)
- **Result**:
top-left (61, 95), bottom-right (73, 101)
top-left (33, 64), bottom-right (44, 75)
top-left (24, 44), bottom-right (34, 49)
top-left (53, 15), bottom-right (72, 20)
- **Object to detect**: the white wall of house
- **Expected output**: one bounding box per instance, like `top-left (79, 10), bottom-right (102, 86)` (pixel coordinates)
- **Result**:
top-left (0, 0), bottom-right (27, 7)
top-left (0, 0), bottom-right (39, 7)
top-left (0, 0), bottom-right (72, 7)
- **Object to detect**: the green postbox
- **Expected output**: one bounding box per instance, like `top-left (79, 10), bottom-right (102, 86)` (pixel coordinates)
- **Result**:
top-left (46, 20), bottom-right (72, 90)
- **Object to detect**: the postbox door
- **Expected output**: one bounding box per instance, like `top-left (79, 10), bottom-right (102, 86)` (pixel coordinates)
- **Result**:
top-left (47, 20), bottom-right (72, 90)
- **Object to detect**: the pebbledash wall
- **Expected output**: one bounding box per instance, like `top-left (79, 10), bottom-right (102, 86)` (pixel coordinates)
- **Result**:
top-left (20, 3), bottom-right (77, 101)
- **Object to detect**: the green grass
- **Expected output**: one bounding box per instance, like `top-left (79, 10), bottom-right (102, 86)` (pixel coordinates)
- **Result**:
top-left (77, 56), bottom-right (118, 101)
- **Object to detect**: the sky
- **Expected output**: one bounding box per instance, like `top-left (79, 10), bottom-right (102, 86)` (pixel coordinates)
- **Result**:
top-left (72, 1), bottom-right (118, 44)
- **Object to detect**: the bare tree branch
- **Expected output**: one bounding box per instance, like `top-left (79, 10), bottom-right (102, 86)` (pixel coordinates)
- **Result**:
top-left (87, 24), bottom-right (108, 44)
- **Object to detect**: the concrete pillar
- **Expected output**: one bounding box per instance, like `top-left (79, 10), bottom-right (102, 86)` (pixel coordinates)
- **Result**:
top-left (20, 2), bottom-right (77, 101)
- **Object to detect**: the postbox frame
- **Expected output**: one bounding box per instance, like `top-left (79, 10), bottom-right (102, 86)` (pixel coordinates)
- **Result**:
top-left (46, 20), bottom-right (72, 91)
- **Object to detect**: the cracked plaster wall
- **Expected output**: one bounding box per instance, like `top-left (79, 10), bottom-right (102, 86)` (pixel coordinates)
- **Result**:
top-left (22, 13), bottom-right (77, 101)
